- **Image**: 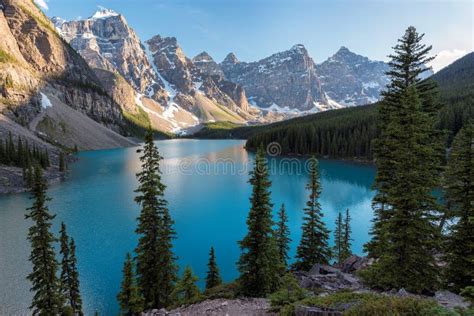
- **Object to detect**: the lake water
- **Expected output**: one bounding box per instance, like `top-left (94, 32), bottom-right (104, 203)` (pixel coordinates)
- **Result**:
top-left (0, 139), bottom-right (376, 315)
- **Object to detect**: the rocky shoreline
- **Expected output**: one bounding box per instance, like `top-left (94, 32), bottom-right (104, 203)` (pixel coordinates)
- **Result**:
top-left (0, 165), bottom-right (65, 194)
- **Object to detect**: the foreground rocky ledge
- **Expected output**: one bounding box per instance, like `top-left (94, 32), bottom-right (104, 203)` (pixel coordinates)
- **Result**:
top-left (144, 256), bottom-right (471, 316)
top-left (144, 298), bottom-right (274, 316)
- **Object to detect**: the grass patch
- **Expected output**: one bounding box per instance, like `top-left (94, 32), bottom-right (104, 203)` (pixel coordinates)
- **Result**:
top-left (123, 107), bottom-right (171, 139)
top-left (0, 49), bottom-right (16, 64)
top-left (282, 291), bottom-right (473, 316)
top-left (191, 121), bottom-right (254, 139)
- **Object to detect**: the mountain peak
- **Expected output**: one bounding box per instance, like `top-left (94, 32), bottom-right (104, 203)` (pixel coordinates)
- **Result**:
top-left (90, 7), bottom-right (120, 19)
top-left (337, 46), bottom-right (351, 53)
top-left (222, 53), bottom-right (239, 65)
top-left (290, 44), bottom-right (306, 53)
top-left (193, 51), bottom-right (214, 63)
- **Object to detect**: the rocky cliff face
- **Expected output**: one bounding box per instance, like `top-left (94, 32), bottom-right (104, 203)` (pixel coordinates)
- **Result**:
top-left (0, 0), bottom-right (132, 150)
top-left (220, 45), bottom-right (331, 112)
top-left (192, 52), bottom-right (224, 78)
top-left (315, 47), bottom-right (433, 106)
top-left (53, 8), bottom-right (160, 94)
top-left (145, 35), bottom-right (252, 122)
top-left (316, 47), bottom-right (390, 106)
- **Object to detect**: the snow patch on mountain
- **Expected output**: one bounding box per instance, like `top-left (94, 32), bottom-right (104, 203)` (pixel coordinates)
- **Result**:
top-left (40, 92), bottom-right (52, 109)
top-left (90, 7), bottom-right (119, 20)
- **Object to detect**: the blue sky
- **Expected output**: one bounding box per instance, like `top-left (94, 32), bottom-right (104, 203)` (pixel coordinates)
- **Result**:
top-left (39, 0), bottom-right (472, 70)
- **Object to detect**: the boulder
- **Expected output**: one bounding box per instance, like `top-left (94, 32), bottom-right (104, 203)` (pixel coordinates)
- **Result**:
top-left (297, 264), bottom-right (364, 293)
top-left (341, 255), bottom-right (370, 273)
top-left (435, 290), bottom-right (471, 310)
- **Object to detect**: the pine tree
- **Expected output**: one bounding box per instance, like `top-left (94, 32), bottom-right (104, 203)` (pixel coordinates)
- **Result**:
top-left (333, 211), bottom-right (344, 265)
top-left (364, 27), bottom-right (442, 261)
top-left (172, 266), bottom-right (201, 306)
top-left (134, 128), bottom-right (177, 308)
top-left (205, 247), bottom-right (222, 290)
top-left (294, 157), bottom-right (331, 271)
top-left (59, 222), bottom-right (83, 315)
top-left (25, 166), bottom-right (62, 314)
top-left (444, 122), bottom-right (474, 292)
top-left (275, 203), bottom-right (291, 269)
top-left (342, 208), bottom-right (352, 261)
top-left (117, 253), bottom-right (144, 315)
top-left (238, 146), bottom-right (281, 297)
top-left (362, 27), bottom-right (444, 293)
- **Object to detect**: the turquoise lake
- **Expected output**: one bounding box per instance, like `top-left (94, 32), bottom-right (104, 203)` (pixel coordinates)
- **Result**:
top-left (0, 139), bottom-right (376, 315)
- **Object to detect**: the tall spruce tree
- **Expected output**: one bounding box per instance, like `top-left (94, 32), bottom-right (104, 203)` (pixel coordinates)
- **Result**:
top-left (365, 26), bottom-right (441, 260)
top-left (205, 247), bottom-right (222, 290)
top-left (25, 166), bottom-right (62, 314)
top-left (238, 146), bottom-right (281, 297)
top-left (342, 208), bottom-right (352, 261)
top-left (294, 157), bottom-right (331, 271)
top-left (361, 27), bottom-right (443, 290)
top-left (333, 211), bottom-right (344, 265)
top-left (275, 204), bottom-right (291, 269)
top-left (59, 222), bottom-right (83, 315)
top-left (117, 253), bottom-right (144, 315)
top-left (363, 27), bottom-right (441, 292)
top-left (134, 128), bottom-right (177, 308)
top-left (444, 122), bottom-right (474, 292)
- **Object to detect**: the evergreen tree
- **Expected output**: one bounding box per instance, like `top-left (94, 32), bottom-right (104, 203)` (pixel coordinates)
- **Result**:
top-left (294, 157), bottom-right (331, 271)
top-left (59, 152), bottom-right (66, 172)
top-left (238, 146), bottom-right (281, 297)
top-left (362, 76), bottom-right (442, 292)
top-left (205, 247), bottom-right (222, 290)
top-left (333, 211), bottom-right (344, 265)
top-left (59, 222), bottom-right (83, 315)
top-left (172, 266), bottom-right (201, 306)
top-left (117, 253), bottom-right (144, 315)
top-left (444, 122), bottom-right (474, 292)
top-left (134, 128), bottom-right (177, 308)
top-left (362, 27), bottom-right (443, 293)
top-left (25, 166), bottom-right (62, 314)
top-left (342, 208), bottom-right (352, 261)
top-left (275, 204), bottom-right (291, 269)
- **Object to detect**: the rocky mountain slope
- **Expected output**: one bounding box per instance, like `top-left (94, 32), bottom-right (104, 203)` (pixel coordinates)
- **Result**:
top-left (220, 45), bottom-right (336, 112)
top-left (0, 0), bottom-right (134, 150)
top-left (316, 46), bottom-right (433, 106)
top-left (144, 35), bottom-right (254, 123)
top-left (54, 9), bottom-right (257, 133)
top-left (316, 46), bottom-right (391, 106)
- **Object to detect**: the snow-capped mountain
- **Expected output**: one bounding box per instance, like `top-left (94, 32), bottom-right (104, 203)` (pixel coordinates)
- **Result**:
top-left (49, 7), bottom-right (419, 133)
top-left (52, 8), bottom-right (256, 134)
top-left (53, 8), bottom-right (159, 94)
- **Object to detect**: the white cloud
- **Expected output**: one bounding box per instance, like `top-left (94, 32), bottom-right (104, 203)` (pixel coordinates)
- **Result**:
top-left (34, 0), bottom-right (49, 10)
top-left (429, 49), bottom-right (468, 73)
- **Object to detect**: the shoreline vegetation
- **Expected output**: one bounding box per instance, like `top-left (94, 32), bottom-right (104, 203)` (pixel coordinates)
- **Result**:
top-left (2, 23), bottom-right (472, 315)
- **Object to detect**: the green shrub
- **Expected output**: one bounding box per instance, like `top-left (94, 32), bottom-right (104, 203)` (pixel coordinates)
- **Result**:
top-left (204, 281), bottom-right (241, 300)
top-left (269, 273), bottom-right (308, 309)
top-left (461, 286), bottom-right (474, 303)
top-left (289, 292), bottom-right (468, 316)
